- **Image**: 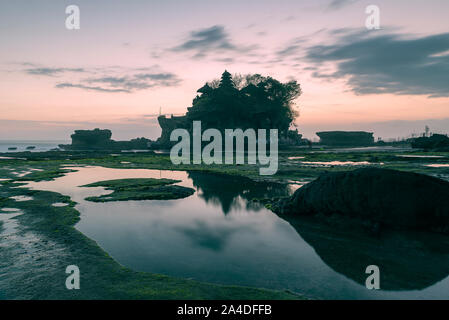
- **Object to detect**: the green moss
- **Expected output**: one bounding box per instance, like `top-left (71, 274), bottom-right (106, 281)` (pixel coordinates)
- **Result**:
top-left (0, 178), bottom-right (301, 300)
top-left (82, 178), bottom-right (195, 202)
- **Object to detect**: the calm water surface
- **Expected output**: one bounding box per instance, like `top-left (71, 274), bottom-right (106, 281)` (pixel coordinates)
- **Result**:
top-left (25, 166), bottom-right (449, 299)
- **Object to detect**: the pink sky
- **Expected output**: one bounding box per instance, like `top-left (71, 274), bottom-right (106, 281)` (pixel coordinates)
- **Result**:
top-left (1, 0), bottom-right (449, 140)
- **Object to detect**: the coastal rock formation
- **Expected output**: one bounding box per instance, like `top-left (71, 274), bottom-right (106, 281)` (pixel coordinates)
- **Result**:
top-left (153, 71), bottom-right (303, 149)
top-left (59, 128), bottom-right (152, 151)
top-left (316, 131), bottom-right (374, 146)
top-left (273, 168), bottom-right (449, 235)
top-left (156, 115), bottom-right (189, 148)
top-left (411, 134), bottom-right (449, 150)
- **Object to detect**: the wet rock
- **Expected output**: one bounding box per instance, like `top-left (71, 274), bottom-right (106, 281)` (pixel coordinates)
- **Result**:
top-left (273, 168), bottom-right (449, 235)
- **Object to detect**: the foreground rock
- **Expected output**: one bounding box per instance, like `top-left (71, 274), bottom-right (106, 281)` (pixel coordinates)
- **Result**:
top-left (273, 168), bottom-right (449, 235)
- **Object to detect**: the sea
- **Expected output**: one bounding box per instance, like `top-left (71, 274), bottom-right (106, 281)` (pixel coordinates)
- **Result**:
top-left (0, 140), bottom-right (69, 153)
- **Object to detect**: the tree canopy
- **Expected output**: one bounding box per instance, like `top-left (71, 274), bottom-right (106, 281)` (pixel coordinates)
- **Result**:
top-left (186, 71), bottom-right (301, 135)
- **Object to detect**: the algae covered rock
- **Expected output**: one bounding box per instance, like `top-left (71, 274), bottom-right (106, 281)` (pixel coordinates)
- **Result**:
top-left (82, 178), bottom-right (195, 202)
top-left (273, 168), bottom-right (449, 234)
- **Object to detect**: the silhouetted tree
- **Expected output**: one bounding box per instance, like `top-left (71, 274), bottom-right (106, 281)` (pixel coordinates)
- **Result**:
top-left (186, 71), bottom-right (301, 135)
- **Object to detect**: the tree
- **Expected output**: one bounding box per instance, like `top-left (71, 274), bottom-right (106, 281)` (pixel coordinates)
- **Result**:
top-left (186, 71), bottom-right (301, 135)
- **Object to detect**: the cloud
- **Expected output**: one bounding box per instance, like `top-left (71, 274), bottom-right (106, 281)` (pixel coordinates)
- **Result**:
top-left (305, 30), bottom-right (449, 97)
top-left (277, 44), bottom-right (302, 57)
top-left (276, 29), bottom-right (327, 58)
top-left (25, 67), bottom-right (85, 76)
top-left (171, 25), bottom-right (257, 58)
top-left (79, 72), bottom-right (182, 92)
top-left (23, 64), bottom-right (182, 93)
top-left (55, 83), bottom-right (130, 93)
top-left (327, 0), bottom-right (359, 10)
top-left (172, 25), bottom-right (234, 52)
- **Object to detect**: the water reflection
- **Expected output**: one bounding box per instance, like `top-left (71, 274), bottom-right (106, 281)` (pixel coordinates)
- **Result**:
top-left (278, 214), bottom-right (449, 291)
top-left (24, 166), bottom-right (449, 299)
top-left (187, 171), bottom-right (291, 214)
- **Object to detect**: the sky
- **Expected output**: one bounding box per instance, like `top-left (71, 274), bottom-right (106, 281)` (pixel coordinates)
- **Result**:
top-left (1, 0), bottom-right (449, 141)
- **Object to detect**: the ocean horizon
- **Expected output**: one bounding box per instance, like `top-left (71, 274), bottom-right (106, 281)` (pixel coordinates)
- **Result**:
top-left (0, 140), bottom-right (69, 153)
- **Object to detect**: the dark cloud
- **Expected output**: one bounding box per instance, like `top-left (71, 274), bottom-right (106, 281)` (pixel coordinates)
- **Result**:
top-left (25, 67), bottom-right (85, 76)
top-left (172, 25), bottom-right (234, 52)
top-left (277, 44), bottom-right (302, 57)
top-left (327, 0), bottom-right (359, 10)
top-left (306, 30), bottom-right (449, 97)
top-left (171, 25), bottom-right (257, 58)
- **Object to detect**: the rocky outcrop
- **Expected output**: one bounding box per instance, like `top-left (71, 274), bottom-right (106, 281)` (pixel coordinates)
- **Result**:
top-left (411, 134), bottom-right (449, 150)
top-left (316, 131), bottom-right (374, 146)
top-left (59, 128), bottom-right (152, 151)
top-left (155, 115), bottom-right (189, 148)
top-left (273, 168), bottom-right (449, 235)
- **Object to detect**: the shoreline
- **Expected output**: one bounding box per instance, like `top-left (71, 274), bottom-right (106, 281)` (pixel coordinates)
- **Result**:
top-left (1, 148), bottom-right (449, 299)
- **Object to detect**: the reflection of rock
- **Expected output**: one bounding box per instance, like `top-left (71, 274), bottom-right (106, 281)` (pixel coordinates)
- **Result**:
top-left (274, 168), bottom-right (449, 235)
top-left (277, 214), bottom-right (449, 290)
top-left (187, 171), bottom-right (290, 214)
top-left (316, 131), bottom-right (374, 146)
top-left (59, 128), bottom-right (152, 151)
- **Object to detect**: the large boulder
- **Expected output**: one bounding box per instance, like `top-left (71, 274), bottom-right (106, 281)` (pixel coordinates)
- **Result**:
top-left (273, 168), bottom-right (449, 235)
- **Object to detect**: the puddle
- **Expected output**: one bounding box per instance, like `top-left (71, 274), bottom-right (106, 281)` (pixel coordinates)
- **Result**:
top-left (10, 196), bottom-right (33, 202)
top-left (51, 203), bottom-right (69, 207)
top-left (425, 164), bottom-right (449, 168)
top-left (1, 208), bottom-right (22, 213)
top-left (0, 211), bottom-right (23, 235)
top-left (299, 161), bottom-right (380, 167)
top-left (398, 155), bottom-right (446, 159)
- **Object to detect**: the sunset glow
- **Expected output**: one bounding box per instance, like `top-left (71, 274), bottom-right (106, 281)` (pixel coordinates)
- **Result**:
top-left (1, 0), bottom-right (449, 140)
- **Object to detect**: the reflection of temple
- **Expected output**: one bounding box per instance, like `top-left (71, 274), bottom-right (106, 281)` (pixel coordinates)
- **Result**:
top-left (187, 171), bottom-right (291, 214)
top-left (278, 214), bottom-right (449, 291)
